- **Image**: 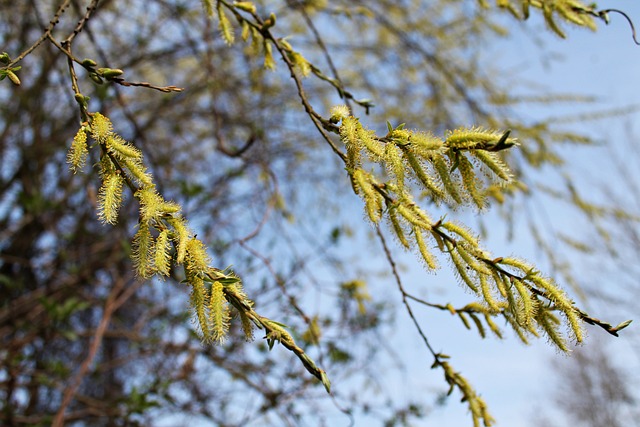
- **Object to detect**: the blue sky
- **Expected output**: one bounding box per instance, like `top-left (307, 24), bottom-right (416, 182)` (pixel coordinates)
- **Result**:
top-left (370, 4), bottom-right (640, 426)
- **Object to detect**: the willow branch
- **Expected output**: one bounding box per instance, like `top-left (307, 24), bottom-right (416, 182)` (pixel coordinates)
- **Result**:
top-left (5, 0), bottom-right (72, 68)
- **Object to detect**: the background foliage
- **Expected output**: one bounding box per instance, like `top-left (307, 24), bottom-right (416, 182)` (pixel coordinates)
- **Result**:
top-left (0, 1), bottom-right (637, 426)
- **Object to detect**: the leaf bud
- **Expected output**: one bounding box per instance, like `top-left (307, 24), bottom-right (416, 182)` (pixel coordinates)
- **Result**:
top-left (262, 12), bottom-right (276, 29)
top-left (6, 70), bottom-right (20, 86)
top-left (73, 93), bottom-right (90, 108)
top-left (97, 68), bottom-right (124, 78)
top-left (89, 72), bottom-right (104, 84)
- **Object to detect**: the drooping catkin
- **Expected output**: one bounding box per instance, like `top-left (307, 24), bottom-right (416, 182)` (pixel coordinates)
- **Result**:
top-left (414, 227), bottom-right (437, 269)
top-left (185, 238), bottom-right (212, 276)
top-left (154, 229), bottom-right (172, 277)
top-left (169, 216), bottom-right (190, 264)
top-left (471, 149), bottom-right (512, 181)
top-left (217, 2), bottom-right (235, 44)
top-left (209, 280), bottom-right (230, 343)
top-left (105, 135), bottom-right (142, 160)
top-left (97, 172), bottom-right (124, 224)
top-left (67, 127), bottom-right (89, 173)
top-left (190, 275), bottom-right (210, 340)
top-left (132, 223), bottom-right (154, 278)
top-left (90, 113), bottom-right (113, 142)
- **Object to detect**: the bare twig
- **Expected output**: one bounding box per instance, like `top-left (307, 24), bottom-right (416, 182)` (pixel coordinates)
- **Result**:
top-left (108, 77), bottom-right (184, 92)
top-left (601, 9), bottom-right (640, 45)
top-left (64, 0), bottom-right (100, 44)
top-left (52, 278), bottom-right (143, 427)
top-left (5, 0), bottom-right (72, 68)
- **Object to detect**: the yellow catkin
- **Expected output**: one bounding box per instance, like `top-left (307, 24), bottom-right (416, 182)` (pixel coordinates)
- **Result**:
top-left (402, 149), bottom-right (446, 201)
top-left (217, 2), bottom-right (235, 44)
top-left (397, 204), bottom-right (429, 230)
top-left (448, 241), bottom-right (478, 292)
top-left (98, 172), bottom-right (124, 225)
top-left (529, 275), bottom-right (574, 313)
top-left (263, 40), bottom-right (276, 70)
top-left (190, 275), bottom-right (210, 340)
top-left (121, 157), bottom-right (153, 188)
top-left (458, 311), bottom-right (472, 330)
top-left (160, 200), bottom-right (181, 214)
top-left (249, 27), bottom-right (261, 53)
top-left (241, 20), bottom-right (250, 41)
top-left (480, 274), bottom-right (500, 312)
top-left (201, 0), bottom-right (213, 16)
top-left (513, 278), bottom-right (536, 326)
top-left (457, 154), bottom-right (485, 209)
top-left (490, 270), bottom-right (508, 298)
top-left (137, 187), bottom-right (164, 223)
top-left (291, 51), bottom-right (311, 77)
top-left (169, 216), bottom-right (190, 264)
top-left (330, 105), bottom-right (350, 123)
top-left (484, 313), bottom-right (504, 339)
top-left (209, 280), bottom-right (230, 343)
top-left (503, 276), bottom-right (523, 324)
top-left (441, 221), bottom-right (480, 247)
top-left (234, 1), bottom-right (256, 14)
top-left (99, 155), bottom-right (116, 177)
top-left (154, 229), bottom-right (172, 276)
top-left (456, 244), bottom-right (491, 275)
top-left (564, 307), bottom-right (584, 343)
top-left (341, 117), bottom-right (362, 170)
top-left (498, 257), bottom-right (534, 273)
top-left (471, 149), bottom-right (512, 181)
top-left (357, 125), bottom-right (384, 160)
top-left (536, 309), bottom-right (569, 352)
top-left (432, 152), bottom-right (462, 203)
top-left (388, 207), bottom-right (409, 249)
top-left (409, 131), bottom-right (443, 156)
top-left (503, 312), bottom-right (528, 343)
top-left (445, 127), bottom-right (501, 149)
top-left (239, 311), bottom-right (255, 341)
top-left (414, 227), bottom-right (437, 269)
top-left (468, 312), bottom-right (486, 338)
top-left (90, 113), bottom-right (113, 142)
top-left (105, 135), bottom-right (142, 160)
top-left (365, 191), bottom-right (384, 223)
top-left (385, 143), bottom-right (405, 191)
top-left (132, 223), bottom-right (154, 278)
top-left (67, 128), bottom-right (88, 173)
top-left (353, 169), bottom-right (382, 223)
top-left (185, 238), bottom-right (211, 275)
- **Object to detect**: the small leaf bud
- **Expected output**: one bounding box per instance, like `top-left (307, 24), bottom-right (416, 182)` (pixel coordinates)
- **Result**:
top-left (262, 12), bottom-right (276, 29)
top-left (82, 58), bottom-right (97, 67)
top-left (6, 70), bottom-right (20, 86)
top-left (89, 72), bottom-right (104, 84)
top-left (97, 68), bottom-right (124, 78)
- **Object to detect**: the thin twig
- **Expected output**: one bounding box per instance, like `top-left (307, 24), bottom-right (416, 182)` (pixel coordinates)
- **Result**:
top-left (64, 0), bottom-right (100, 44)
top-left (601, 9), bottom-right (640, 45)
top-left (52, 278), bottom-right (143, 427)
top-left (374, 225), bottom-right (440, 360)
top-left (108, 77), bottom-right (184, 92)
top-left (220, 2), bottom-right (347, 162)
top-left (291, 0), bottom-right (353, 111)
top-left (5, 0), bottom-right (72, 68)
